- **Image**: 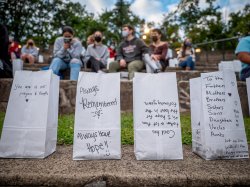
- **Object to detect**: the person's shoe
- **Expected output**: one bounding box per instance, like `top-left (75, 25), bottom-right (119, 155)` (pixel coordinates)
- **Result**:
top-left (154, 69), bottom-right (161, 73)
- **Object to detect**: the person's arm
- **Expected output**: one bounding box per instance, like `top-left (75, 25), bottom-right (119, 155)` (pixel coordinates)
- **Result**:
top-left (21, 46), bottom-right (26, 55)
top-left (83, 45), bottom-right (91, 64)
top-left (53, 38), bottom-right (67, 58)
top-left (116, 43), bottom-right (124, 62)
top-left (100, 46), bottom-right (109, 65)
top-left (31, 47), bottom-right (38, 57)
top-left (238, 52), bottom-right (250, 64)
top-left (158, 43), bottom-right (168, 61)
top-left (138, 39), bottom-right (149, 54)
top-left (236, 37), bottom-right (250, 64)
top-left (177, 49), bottom-right (182, 60)
top-left (68, 40), bottom-right (83, 59)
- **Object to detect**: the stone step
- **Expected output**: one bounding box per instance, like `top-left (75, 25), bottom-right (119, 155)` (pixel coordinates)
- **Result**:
top-left (0, 79), bottom-right (248, 116)
top-left (0, 145), bottom-right (249, 187)
top-left (23, 63), bottom-right (50, 68)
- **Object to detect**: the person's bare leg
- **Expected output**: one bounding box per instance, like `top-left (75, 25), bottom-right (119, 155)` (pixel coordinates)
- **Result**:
top-left (185, 66), bottom-right (191, 71)
top-left (27, 55), bottom-right (35, 64)
top-left (21, 54), bottom-right (28, 62)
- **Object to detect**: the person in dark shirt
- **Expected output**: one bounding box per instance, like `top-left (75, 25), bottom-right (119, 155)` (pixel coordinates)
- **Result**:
top-left (0, 24), bottom-right (12, 78)
top-left (109, 24), bottom-right (149, 80)
top-left (143, 28), bottom-right (168, 73)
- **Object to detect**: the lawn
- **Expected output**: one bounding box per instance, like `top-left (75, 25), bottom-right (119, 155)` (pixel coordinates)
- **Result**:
top-left (0, 112), bottom-right (249, 145)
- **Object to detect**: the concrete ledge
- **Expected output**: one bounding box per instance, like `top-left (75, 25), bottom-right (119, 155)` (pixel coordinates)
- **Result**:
top-left (0, 145), bottom-right (249, 186)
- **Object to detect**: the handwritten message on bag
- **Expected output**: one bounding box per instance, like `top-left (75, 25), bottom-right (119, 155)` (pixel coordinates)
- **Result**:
top-left (73, 72), bottom-right (121, 160)
top-left (0, 70), bottom-right (59, 158)
top-left (133, 73), bottom-right (183, 160)
top-left (190, 71), bottom-right (249, 160)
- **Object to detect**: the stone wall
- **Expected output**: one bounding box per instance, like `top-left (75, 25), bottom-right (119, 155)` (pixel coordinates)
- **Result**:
top-left (195, 50), bottom-right (236, 65)
top-left (0, 78), bottom-right (249, 116)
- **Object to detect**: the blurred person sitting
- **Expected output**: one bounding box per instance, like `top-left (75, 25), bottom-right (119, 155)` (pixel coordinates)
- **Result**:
top-left (84, 31), bottom-right (109, 73)
top-left (108, 43), bottom-right (116, 59)
top-left (49, 26), bottom-right (83, 81)
top-left (143, 28), bottom-right (168, 73)
top-left (8, 36), bottom-right (20, 62)
top-left (109, 24), bottom-right (149, 80)
top-left (86, 34), bottom-right (95, 46)
top-left (177, 38), bottom-right (195, 70)
top-left (235, 35), bottom-right (250, 81)
top-left (0, 24), bottom-right (12, 78)
top-left (21, 39), bottom-right (38, 64)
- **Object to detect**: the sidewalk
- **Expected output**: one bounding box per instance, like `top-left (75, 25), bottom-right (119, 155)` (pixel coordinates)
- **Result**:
top-left (0, 145), bottom-right (249, 186)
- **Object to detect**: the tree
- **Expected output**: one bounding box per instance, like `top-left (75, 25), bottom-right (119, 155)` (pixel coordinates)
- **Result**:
top-left (162, 0), bottom-right (229, 49)
top-left (99, 0), bottom-right (144, 43)
top-left (228, 4), bottom-right (250, 37)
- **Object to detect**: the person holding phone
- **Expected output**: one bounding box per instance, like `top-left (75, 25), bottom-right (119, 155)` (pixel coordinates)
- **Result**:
top-left (21, 39), bottom-right (38, 64)
top-left (49, 26), bottom-right (83, 80)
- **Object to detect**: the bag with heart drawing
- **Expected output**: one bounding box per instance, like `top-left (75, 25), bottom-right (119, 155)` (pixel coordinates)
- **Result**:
top-left (0, 70), bottom-right (60, 158)
top-left (190, 70), bottom-right (249, 160)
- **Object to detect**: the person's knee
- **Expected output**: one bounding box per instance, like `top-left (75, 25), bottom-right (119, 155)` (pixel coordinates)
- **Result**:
top-left (109, 61), bottom-right (119, 72)
top-left (50, 57), bottom-right (62, 71)
top-left (70, 62), bottom-right (81, 69)
top-left (128, 60), bottom-right (143, 72)
top-left (70, 58), bottom-right (81, 65)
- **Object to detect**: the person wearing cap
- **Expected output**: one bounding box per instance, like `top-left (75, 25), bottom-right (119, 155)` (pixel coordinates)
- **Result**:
top-left (108, 24), bottom-right (149, 80)
top-left (49, 26), bottom-right (83, 81)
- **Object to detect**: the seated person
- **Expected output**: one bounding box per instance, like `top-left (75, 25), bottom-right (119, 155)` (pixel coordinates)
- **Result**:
top-left (49, 26), bottom-right (83, 81)
top-left (21, 39), bottom-right (38, 64)
top-left (8, 36), bottom-right (20, 62)
top-left (143, 28), bottom-right (168, 73)
top-left (177, 38), bottom-right (195, 70)
top-left (86, 34), bottom-right (95, 46)
top-left (0, 24), bottom-right (12, 78)
top-left (108, 43), bottom-right (116, 59)
top-left (109, 24), bottom-right (149, 80)
top-left (235, 35), bottom-right (250, 81)
top-left (84, 31), bottom-right (109, 73)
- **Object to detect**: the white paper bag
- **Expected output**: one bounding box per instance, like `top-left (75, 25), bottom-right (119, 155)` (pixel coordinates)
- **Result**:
top-left (0, 70), bottom-right (59, 158)
top-left (233, 60), bottom-right (242, 72)
top-left (169, 58), bottom-right (179, 67)
top-left (218, 61), bottom-right (235, 72)
top-left (73, 72), bottom-right (121, 160)
top-left (12, 59), bottom-right (23, 77)
top-left (38, 55), bottom-right (44, 63)
top-left (246, 77), bottom-right (250, 116)
top-left (190, 70), bottom-right (249, 160)
top-left (133, 73), bottom-right (183, 160)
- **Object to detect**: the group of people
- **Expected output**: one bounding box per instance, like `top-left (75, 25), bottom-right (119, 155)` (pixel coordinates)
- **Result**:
top-left (49, 24), bottom-right (196, 81)
top-left (2, 23), bottom-right (249, 82)
top-left (9, 38), bottom-right (38, 64)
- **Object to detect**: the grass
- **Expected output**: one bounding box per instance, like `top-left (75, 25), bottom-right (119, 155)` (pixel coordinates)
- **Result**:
top-left (0, 112), bottom-right (249, 145)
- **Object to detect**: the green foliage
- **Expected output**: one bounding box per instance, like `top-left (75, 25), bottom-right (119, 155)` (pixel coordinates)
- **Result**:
top-left (228, 4), bottom-right (250, 37)
top-left (0, 0), bottom-right (102, 48)
top-left (99, 0), bottom-right (145, 44)
top-left (162, 0), bottom-right (250, 50)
